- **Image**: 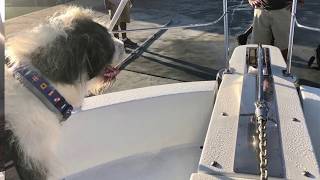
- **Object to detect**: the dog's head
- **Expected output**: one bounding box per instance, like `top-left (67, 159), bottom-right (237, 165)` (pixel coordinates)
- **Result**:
top-left (6, 6), bottom-right (124, 96)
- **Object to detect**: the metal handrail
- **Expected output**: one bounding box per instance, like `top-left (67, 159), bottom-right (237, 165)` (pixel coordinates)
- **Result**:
top-left (286, 0), bottom-right (320, 75)
top-left (223, 0), bottom-right (230, 72)
top-left (296, 20), bottom-right (320, 32)
top-left (286, 0), bottom-right (298, 75)
top-left (111, 13), bottom-right (225, 33)
top-left (110, 0), bottom-right (230, 74)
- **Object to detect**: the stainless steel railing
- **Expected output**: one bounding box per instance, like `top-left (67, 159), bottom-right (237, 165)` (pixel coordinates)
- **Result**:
top-left (111, 13), bottom-right (225, 33)
top-left (286, 0), bottom-right (320, 75)
top-left (109, 0), bottom-right (230, 72)
top-left (223, 0), bottom-right (230, 72)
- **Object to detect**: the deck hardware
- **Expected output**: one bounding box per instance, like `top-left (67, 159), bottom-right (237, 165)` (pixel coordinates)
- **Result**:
top-left (223, 0), bottom-right (230, 72)
top-left (221, 112), bottom-right (228, 116)
top-left (268, 118), bottom-right (278, 127)
top-left (292, 118), bottom-right (300, 122)
top-left (256, 44), bottom-right (268, 180)
top-left (211, 161), bottom-right (218, 167)
top-left (302, 171), bottom-right (313, 178)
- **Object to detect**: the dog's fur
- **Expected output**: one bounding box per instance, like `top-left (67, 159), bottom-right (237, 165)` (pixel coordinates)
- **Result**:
top-left (5, 6), bottom-right (124, 179)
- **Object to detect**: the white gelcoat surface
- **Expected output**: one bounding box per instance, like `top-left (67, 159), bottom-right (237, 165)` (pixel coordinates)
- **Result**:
top-left (198, 46), bottom-right (247, 176)
top-left (300, 85), bottom-right (320, 172)
top-left (198, 45), bottom-right (320, 179)
top-left (56, 81), bottom-right (218, 179)
top-left (190, 173), bottom-right (254, 180)
top-left (270, 46), bottom-right (320, 179)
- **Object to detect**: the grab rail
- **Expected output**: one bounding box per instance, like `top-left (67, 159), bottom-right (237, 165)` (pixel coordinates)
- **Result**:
top-left (286, 0), bottom-right (320, 76)
top-left (111, 13), bottom-right (225, 33)
top-left (109, 0), bottom-right (231, 72)
top-left (286, 0), bottom-right (298, 75)
top-left (296, 20), bottom-right (320, 32)
top-left (223, 0), bottom-right (230, 72)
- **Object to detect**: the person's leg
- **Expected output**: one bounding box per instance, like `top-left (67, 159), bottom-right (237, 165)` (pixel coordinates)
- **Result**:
top-left (122, 31), bottom-right (138, 48)
top-left (316, 45), bottom-right (320, 66)
top-left (281, 49), bottom-right (288, 62)
top-left (271, 8), bottom-right (291, 61)
top-left (237, 25), bottom-right (253, 45)
top-left (120, 21), bottom-right (138, 48)
top-left (121, 2), bottom-right (138, 48)
top-left (119, 22), bottom-right (127, 39)
top-left (109, 2), bottom-right (120, 39)
top-left (113, 25), bottom-right (119, 39)
top-left (251, 9), bottom-right (273, 46)
top-left (104, 0), bottom-right (109, 12)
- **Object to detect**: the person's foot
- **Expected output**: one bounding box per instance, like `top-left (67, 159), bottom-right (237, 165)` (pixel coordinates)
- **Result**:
top-left (123, 38), bottom-right (139, 49)
top-left (308, 56), bottom-right (315, 67)
top-left (237, 33), bottom-right (249, 45)
top-left (316, 45), bottom-right (320, 67)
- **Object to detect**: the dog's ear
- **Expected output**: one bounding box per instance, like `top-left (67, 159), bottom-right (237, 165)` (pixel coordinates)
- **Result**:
top-left (31, 18), bottom-right (115, 84)
top-left (70, 18), bottom-right (115, 80)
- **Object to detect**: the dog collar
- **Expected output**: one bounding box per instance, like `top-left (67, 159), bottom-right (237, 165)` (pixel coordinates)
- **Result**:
top-left (7, 61), bottom-right (73, 121)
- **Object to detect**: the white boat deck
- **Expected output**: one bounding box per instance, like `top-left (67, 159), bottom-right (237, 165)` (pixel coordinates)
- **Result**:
top-left (300, 85), bottom-right (320, 169)
top-left (65, 144), bottom-right (201, 180)
top-left (197, 45), bottom-right (320, 179)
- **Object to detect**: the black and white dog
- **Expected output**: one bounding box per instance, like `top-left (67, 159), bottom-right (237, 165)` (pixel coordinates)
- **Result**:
top-left (5, 6), bottom-right (124, 179)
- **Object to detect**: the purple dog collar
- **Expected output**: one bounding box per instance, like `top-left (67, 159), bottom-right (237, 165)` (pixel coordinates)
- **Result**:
top-left (8, 62), bottom-right (73, 121)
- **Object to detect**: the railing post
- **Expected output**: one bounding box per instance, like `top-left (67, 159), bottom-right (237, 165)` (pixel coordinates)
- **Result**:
top-left (223, 0), bottom-right (230, 72)
top-left (286, 0), bottom-right (298, 75)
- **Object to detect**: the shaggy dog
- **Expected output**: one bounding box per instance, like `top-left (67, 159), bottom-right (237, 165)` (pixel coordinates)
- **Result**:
top-left (5, 6), bottom-right (124, 179)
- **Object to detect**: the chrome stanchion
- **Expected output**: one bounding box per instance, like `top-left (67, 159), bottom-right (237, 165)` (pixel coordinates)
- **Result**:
top-left (296, 20), bottom-right (320, 32)
top-left (223, 0), bottom-right (231, 73)
top-left (285, 0), bottom-right (298, 76)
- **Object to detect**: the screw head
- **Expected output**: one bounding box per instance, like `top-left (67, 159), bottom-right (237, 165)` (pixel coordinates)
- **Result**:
top-left (221, 112), bottom-right (228, 116)
top-left (292, 118), bottom-right (300, 122)
top-left (211, 161), bottom-right (218, 167)
top-left (302, 171), bottom-right (313, 178)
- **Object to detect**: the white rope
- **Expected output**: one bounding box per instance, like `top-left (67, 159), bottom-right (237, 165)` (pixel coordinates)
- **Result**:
top-left (111, 13), bottom-right (225, 33)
